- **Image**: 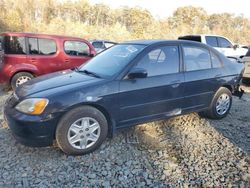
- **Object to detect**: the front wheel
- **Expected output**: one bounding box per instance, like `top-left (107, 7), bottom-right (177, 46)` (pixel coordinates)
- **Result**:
top-left (11, 72), bottom-right (34, 90)
top-left (56, 106), bottom-right (108, 155)
top-left (199, 87), bottom-right (232, 119)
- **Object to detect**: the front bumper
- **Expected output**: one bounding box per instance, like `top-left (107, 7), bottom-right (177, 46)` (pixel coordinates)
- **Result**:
top-left (4, 95), bottom-right (61, 147)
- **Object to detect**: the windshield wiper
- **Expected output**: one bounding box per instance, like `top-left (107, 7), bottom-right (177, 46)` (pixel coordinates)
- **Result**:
top-left (76, 69), bottom-right (101, 78)
top-left (73, 67), bottom-right (80, 71)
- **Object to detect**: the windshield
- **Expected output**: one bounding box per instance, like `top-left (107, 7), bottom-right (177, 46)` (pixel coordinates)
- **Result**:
top-left (79, 44), bottom-right (145, 78)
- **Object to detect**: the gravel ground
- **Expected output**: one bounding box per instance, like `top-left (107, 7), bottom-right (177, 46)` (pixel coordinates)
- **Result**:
top-left (0, 87), bottom-right (249, 187)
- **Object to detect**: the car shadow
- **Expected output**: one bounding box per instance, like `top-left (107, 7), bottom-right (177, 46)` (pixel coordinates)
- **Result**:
top-left (209, 95), bottom-right (250, 155)
top-left (134, 112), bottom-right (249, 186)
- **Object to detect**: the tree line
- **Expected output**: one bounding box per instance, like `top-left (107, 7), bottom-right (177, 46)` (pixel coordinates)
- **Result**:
top-left (0, 0), bottom-right (250, 44)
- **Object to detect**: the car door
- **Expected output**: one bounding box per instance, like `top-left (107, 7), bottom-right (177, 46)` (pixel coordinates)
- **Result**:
top-left (182, 45), bottom-right (222, 113)
top-left (63, 40), bottom-right (92, 69)
top-left (118, 45), bottom-right (185, 127)
top-left (205, 36), bottom-right (219, 49)
top-left (216, 37), bottom-right (235, 57)
top-left (27, 37), bottom-right (61, 74)
top-left (3, 35), bottom-right (27, 72)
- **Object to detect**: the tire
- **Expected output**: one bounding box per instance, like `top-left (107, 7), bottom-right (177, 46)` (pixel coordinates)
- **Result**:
top-left (56, 106), bottom-right (108, 155)
top-left (11, 72), bottom-right (34, 90)
top-left (199, 87), bottom-right (232, 119)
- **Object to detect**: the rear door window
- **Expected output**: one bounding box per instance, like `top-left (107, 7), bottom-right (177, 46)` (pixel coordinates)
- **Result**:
top-left (205, 36), bottom-right (218, 47)
top-left (64, 41), bottom-right (90, 56)
top-left (211, 52), bottom-right (223, 68)
top-left (4, 36), bottom-right (26, 54)
top-left (28, 38), bottom-right (39, 54)
top-left (28, 38), bottom-right (56, 55)
top-left (38, 39), bottom-right (56, 55)
top-left (183, 46), bottom-right (212, 71)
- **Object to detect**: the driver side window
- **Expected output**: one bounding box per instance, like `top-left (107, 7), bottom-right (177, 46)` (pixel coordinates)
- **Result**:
top-left (135, 46), bottom-right (180, 77)
top-left (218, 37), bottom-right (233, 48)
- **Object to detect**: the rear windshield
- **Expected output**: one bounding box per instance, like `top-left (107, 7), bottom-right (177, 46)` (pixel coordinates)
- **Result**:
top-left (4, 36), bottom-right (26, 54)
top-left (92, 42), bottom-right (103, 48)
top-left (178, 36), bottom-right (202, 42)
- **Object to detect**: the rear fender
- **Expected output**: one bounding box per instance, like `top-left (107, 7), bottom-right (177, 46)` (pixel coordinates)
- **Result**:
top-left (7, 64), bottom-right (39, 80)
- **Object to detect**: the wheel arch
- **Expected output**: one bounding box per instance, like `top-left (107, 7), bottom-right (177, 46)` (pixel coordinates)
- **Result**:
top-left (87, 103), bottom-right (114, 137)
top-left (10, 70), bottom-right (36, 84)
top-left (58, 103), bottom-right (115, 138)
top-left (221, 84), bottom-right (233, 93)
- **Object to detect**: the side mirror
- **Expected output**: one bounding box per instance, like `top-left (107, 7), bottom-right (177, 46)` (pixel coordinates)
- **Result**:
top-left (233, 44), bottom-right (239, 50)
top-left (127, 68), bottom-right (147, 79)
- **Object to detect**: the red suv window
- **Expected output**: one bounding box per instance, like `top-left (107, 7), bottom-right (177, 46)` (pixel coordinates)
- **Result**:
top-left (4, 36), bottom-right (26, 54)
top-left (28, 38), bottom-right (57, 55)
top-left (64, 41), bottom-right (90, 56)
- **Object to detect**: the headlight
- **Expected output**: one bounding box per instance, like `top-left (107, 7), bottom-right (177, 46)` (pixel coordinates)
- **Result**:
top-left (15, 98), bottom-right (49, 115)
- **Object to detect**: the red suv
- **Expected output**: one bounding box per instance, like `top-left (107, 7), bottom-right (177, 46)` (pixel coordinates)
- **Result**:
top-left (0, 32), bottom-right (96, 89)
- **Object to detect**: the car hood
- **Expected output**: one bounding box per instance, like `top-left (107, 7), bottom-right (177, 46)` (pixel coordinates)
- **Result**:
top-left (15, 70), bottom-right (104, 98)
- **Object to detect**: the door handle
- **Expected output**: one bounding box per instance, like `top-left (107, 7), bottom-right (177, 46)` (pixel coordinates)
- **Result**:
top-left (170, 80), bottom-right (181, 84)
top-left (170, 80), bottom-right (181, 88)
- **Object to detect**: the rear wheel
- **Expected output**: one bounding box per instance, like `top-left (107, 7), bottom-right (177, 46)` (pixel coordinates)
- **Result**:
top-left (11, 72), bottom-right (33, 90)
top-left (56, 106), bottom-right (108, 155)
top-left (199, 87), bottom-right (232, 119)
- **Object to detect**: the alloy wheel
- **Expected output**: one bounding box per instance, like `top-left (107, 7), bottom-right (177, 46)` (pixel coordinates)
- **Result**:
top-left (216, 93), bottom-right (230, 115)
top-left (67, 117), bottom-right (101, 150)
top-left (16, 76), bottom-right (31, 87)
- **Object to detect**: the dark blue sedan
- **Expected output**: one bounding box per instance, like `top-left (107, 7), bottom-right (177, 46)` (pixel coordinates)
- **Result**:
top-left (4, 40), bottom-right (244, 155)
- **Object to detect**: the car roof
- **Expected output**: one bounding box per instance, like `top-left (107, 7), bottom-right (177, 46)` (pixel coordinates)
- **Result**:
top-left (121, 39), bottom-right (207, 47)
top-left (0, 32), bottom-right (87, 41)
top-left (179, 34), bottom-right (228, 38)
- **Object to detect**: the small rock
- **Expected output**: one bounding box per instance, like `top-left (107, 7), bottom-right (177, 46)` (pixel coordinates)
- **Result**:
top-left (102, 181), bottom-right (110, 187)
top-left (88, 174), bottom-right (96, 179)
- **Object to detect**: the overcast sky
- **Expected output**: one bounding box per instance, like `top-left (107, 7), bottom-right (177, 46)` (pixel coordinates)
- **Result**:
top-left (90, 0), bottom-right (250, 19)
